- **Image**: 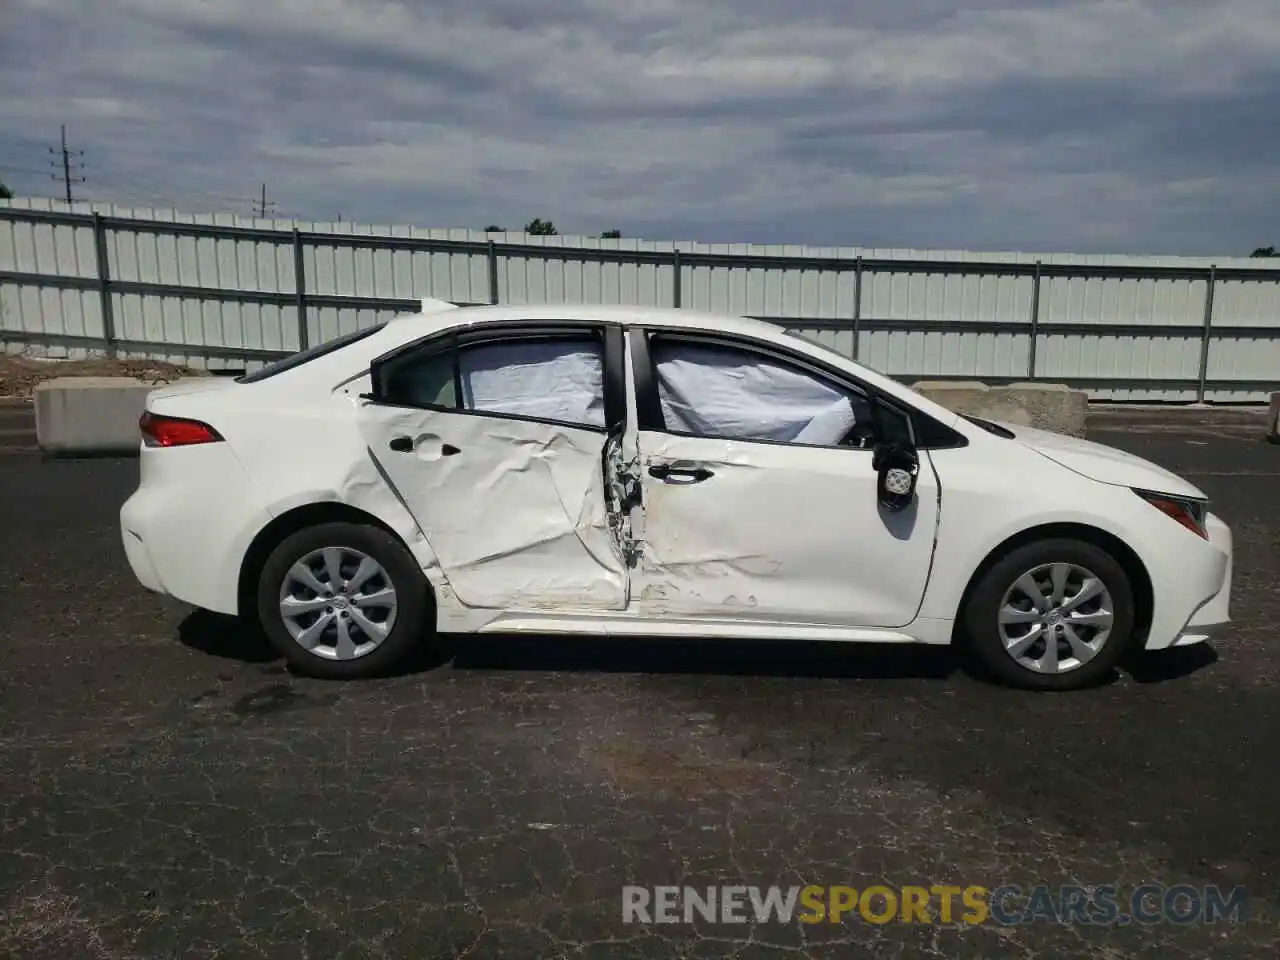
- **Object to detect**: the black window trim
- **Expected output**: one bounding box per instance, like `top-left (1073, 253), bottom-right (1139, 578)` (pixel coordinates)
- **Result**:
top-left (237, 321), bottom-right (389, 384)
top-left (365, 319), bottom-right (627, 435)
top-left (629, 327), bottom-right (967, 451)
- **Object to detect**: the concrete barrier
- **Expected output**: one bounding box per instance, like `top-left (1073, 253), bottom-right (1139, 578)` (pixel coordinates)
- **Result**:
top-left (34, 377), bottom-right (207, 456)
top-left (911, 380), bottom-right (1089, 437)
top-left (1268, 392), bottom-right (1280, 445)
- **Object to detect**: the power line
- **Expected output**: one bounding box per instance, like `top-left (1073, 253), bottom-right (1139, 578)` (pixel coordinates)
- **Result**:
top-left (253, 182), bottom-right (277, 218)
top-left (88, 161), bottom-right (259, 211)
top-left (3, 132), bottom-right (304, 219)
top-left (0, 164), bottom-right (51, 177)
top-left (49, 125), bottom-right (85, 202)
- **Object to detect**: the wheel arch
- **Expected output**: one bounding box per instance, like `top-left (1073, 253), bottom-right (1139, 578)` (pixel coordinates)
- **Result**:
top-left (236, 501), bottom-right (432, 619)
top-left (950, 522), bottom-right (1154, 649)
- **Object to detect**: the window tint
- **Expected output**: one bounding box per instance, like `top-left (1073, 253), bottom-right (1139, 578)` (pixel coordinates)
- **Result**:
top-left (380, 335), bottom-right (606, 428)
top-left (874, 401), bottom-right (916, 447)
top-left (237, 322), bottom-right (387, 383)
top-left (382, 351), bottom-right (456, 408)
top-left (650, 338), bottom-right (872, 446)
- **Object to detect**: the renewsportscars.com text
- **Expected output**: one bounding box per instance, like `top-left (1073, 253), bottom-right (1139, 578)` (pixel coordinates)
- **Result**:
top-left (622, 884), bottom-right (1249, 926)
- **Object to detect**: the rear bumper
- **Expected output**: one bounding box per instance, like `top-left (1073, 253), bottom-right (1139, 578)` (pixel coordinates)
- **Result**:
top-left (120, 518), bottom-right (164, 595)
top-left (118, 444), bottom-right (266, 615)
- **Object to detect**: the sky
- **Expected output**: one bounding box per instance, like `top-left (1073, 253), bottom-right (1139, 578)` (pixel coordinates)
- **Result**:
top-left (1, 0), bottom-right (1278, 256)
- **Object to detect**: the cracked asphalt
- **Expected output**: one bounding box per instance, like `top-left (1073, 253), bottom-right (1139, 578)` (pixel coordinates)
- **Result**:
top-left (1, 408), bottom-right (1277, 959)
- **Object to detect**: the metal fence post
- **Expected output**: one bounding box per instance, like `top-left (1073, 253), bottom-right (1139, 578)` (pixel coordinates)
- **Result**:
top-left (672, 249), bottom-right (682, 308)
top-left (1027, 260), bottom-right (1042, 380)
top-left (851, 256), bottom-right (863, 361)
top-left (292, 229), bottom-right (309, 350)
top-left (91, 213), bottom-right (117, 358)
top-left (487, 239), bottom-right (500, 305)
top-left (1196, 265), bottom-right (1216, 403)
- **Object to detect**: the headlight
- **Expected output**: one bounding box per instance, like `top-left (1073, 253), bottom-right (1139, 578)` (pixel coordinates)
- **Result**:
top-left (1133, 488), bottom-right (1208, 539)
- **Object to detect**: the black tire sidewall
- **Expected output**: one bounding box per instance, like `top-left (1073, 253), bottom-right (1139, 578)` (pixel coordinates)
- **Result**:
top-left (963, 538), bottom-right (1136, 691)
top-left (256, 522), bottom-right (431, 679)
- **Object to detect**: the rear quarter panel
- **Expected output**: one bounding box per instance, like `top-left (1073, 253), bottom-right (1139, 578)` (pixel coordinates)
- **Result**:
top-left (148, 374), bottom-right (449, 615)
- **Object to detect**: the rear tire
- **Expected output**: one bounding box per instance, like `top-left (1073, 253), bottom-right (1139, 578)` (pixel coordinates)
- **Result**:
top-left (962, 538), bottom-right (1136, 691)
top-left (256, 522), bottom-right (432, 679)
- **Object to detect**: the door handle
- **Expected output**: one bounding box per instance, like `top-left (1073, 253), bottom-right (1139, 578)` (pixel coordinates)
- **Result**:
top-left (648, 462), bottom-right (714, 483)
top-left (389, 437), bottom-right (461, 456)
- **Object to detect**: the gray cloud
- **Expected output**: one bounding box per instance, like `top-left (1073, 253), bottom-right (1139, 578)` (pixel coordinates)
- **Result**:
top-left (1, 0), bottom-right (1277, 255)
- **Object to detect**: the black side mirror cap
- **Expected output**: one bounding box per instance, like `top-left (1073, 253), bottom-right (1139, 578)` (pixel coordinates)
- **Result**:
top-left (873, 442), bottom-right (920, 512)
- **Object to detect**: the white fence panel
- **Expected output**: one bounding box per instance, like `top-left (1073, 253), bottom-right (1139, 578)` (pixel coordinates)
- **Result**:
top-left (2, 200), bottom-right (1278, 400)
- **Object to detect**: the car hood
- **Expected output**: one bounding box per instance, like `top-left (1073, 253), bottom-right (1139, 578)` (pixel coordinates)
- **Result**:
top-left (991, 422), bottom-right (1207, 500)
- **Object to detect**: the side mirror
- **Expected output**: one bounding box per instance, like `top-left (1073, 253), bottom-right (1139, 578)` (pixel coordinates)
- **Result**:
top-left (872, 442), bottom-right (919, 512)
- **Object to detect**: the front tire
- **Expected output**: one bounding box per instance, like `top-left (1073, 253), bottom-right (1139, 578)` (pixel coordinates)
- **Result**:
top-left (256, 522), bottom-right (432, 679)
top-left (962, 538), bottom-right (1136, 690)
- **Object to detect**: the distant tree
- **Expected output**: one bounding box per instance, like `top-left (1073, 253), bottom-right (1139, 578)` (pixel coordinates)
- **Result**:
top-left (600, 228), bottom-right (622, 239)
top-left (1251, 246), bottom-right (1277, 257)
top-left (0, 181), bottom-right (12, 200)
top-left (524, 218), bottom-right (558, 236)
top-left (484, 224), bottom-right (504, 232)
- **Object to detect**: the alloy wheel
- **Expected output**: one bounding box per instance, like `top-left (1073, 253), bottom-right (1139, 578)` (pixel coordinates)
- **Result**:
top-left (277, 546), bottom-right (398, 661)
top-left (997, 562), bottom-right (1115, 674)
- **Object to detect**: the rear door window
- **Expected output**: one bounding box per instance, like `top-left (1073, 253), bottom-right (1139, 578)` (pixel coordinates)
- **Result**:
top-left (375, 332), bottom-right (607, 429)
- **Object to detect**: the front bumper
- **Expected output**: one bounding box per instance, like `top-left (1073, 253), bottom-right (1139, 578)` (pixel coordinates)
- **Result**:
top-left (1168, 512), bottom-right (1233, 647)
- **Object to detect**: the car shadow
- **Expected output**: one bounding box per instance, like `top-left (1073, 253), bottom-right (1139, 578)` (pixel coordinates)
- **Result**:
top-left (178, 610), bottom-right (279, 664)
top-left (441, 633), bottom-right (961, 681)
top-left (1123, 642), bottom-right (1220, 683)
top-left (175, 610), bottom-right (960, 680)
top-left (175, 610), bottom-right (1220, 686)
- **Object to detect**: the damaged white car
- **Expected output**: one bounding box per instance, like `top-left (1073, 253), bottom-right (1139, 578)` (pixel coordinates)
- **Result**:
top-left (120, 300), bottom-right (1233, 690)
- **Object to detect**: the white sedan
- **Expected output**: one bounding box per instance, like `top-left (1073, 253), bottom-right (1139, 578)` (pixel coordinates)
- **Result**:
top-left (120, 300), bottom-right (1233, 690)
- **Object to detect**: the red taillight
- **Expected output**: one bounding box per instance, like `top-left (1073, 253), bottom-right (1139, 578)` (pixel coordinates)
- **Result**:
top-left (139, 411), bottom-right (224, 448)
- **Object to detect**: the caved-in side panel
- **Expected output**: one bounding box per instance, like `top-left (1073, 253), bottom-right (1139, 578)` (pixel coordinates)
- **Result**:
top-left (358, 405), bottom-right (628, 611)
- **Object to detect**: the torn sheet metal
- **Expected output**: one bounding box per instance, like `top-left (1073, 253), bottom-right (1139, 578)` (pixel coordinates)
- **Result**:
top-left (356, 403), bottom-right (630, 611)
top-left (603, 427), bottom-right (641, 569)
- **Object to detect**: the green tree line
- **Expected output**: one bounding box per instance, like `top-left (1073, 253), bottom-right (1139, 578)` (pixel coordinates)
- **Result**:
top-left (484, 219), bottom-right (621, 239)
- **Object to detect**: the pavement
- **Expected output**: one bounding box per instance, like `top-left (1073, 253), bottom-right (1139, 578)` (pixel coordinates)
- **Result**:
top-left (0, 407), bottom-right (1278, 959)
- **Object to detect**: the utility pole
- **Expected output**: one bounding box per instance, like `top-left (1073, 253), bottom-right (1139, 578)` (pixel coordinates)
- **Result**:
top-left (50, 124), bottom-right (85, 203)
top-left (253, 183), bottom-right (277, 218)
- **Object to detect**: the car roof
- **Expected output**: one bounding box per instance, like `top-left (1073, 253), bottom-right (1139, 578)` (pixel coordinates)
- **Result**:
top-left (384, 302), bottom-right (780, 341)
top-left (240, 300), bottom-right (966, 435)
